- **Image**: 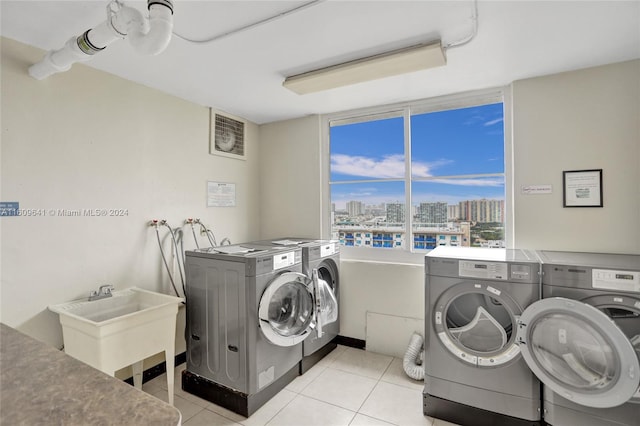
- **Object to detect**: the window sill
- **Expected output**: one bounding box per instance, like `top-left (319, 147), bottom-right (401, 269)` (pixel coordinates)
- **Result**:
top-left (338, 246), bottom-right (426, 266)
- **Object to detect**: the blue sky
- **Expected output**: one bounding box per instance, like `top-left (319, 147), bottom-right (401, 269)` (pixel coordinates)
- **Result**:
top-left (330, 103), bottom-right (505, 209)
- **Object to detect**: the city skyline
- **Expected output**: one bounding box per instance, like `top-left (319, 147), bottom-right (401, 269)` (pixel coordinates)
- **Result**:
top-left (334, 198), bottom-right (505, 224)
top-left (333, 197), bottom-right (504, 212)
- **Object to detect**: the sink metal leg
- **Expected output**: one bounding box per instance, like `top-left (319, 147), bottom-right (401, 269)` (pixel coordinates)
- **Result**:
top-left (165, 349), bottom-right (175, 406)
top-left (132, 360), bottom-right (144, 389)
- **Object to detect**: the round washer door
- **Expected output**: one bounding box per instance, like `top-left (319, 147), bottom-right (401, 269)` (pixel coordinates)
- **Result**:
top-left (433, 282), bottom-right (523, 367)
top-left (258, 272), bottom-right (315, 347)
top-left (517, 297), bottom-right (640, 408)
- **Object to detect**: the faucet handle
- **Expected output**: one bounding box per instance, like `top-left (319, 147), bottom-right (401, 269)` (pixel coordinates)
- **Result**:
top-left (99, 284), bottom-right (114, 294)
top-left (88, 285), bottom-right (114, 301)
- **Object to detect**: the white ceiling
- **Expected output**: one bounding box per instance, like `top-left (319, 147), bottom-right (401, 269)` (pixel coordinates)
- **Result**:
top-left (2, 1), bottom-right (639, 124)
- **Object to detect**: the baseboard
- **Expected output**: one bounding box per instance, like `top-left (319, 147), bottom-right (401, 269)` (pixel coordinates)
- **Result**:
top-left (334, 335), bottom-right (366, 350)
top-left (124, 352), bottom-right (186, 386)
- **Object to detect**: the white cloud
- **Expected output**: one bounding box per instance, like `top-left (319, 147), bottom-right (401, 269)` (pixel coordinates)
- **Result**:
top-left (331, 154), bottom-right (451, 179)
top-left (331, 154), bottom-right (405, 178)
top-left (484, 117), bottom-right (504, 126)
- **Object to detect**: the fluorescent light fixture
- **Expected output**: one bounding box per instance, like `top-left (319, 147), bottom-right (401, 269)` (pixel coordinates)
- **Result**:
top-left (283, 41), bottom-right (446, 95)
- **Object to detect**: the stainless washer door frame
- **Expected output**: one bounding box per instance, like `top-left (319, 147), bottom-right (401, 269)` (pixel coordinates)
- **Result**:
top-left (313, 257), bottom-right (340, 331)
top-left (433, 281), bottom-right (522, 367)
top-left (517, 297), bottom-right (640, 408)
top-left (583, 294), bottom-right (640, 403)
top-left (258, 271), bottom-right (315, 347)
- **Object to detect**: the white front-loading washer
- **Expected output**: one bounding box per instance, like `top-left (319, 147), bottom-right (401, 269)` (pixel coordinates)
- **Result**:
top-left (424, 247), bottom-right (543, 425)
top-left (516, 251), bottom-right (640, 426)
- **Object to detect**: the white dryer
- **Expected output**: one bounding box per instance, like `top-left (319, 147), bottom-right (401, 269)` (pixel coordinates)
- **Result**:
top-left (516, 251), bottom-right (640, 426)
top-left (424, 247), bottom-right (543, 425)
top-left (182, 243), bottom-right (317, 416)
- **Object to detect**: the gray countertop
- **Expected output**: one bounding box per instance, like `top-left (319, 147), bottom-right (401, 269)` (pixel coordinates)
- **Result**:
top-left (0, 323), bottom-right (181, 426)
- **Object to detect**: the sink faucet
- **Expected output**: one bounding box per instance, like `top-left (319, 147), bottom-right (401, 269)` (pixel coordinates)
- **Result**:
top-left (89, 285), bottom-right (114, 301)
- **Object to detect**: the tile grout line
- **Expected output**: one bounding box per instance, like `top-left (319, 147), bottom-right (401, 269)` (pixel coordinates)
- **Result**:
top-left (178, 346), bottom-right (425, 426)
top-left (181, 406), bottom-right (207, 425)
top-left (352, 356), bottom-right (401, 426)
top-left (207, 351), bottom-right (342, 426)
top-left (258, 392), bottom-right (298, 426)
top-left (294, 393), bottom-right (358, 419)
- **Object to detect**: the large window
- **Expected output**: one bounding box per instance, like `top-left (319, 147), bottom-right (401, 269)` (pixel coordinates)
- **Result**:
top-left (327, 91), bottom-right (508, 257)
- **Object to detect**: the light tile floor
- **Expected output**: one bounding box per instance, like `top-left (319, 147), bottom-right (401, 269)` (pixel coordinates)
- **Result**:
top-left (143, 345), bottom-right (459, 426)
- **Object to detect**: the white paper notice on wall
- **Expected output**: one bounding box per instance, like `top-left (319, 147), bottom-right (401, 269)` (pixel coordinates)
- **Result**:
top-left (521, 185), bottom-right (553, 195)
top-left (207, 181), bottom-right (236, 207)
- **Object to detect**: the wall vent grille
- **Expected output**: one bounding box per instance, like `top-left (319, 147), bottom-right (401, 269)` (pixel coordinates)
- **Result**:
top-left (213, 113), bottom-right (245, 157)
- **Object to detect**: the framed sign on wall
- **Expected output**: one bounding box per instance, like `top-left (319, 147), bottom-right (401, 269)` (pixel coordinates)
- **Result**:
top-left (563, 169), bottom-right (603, 207)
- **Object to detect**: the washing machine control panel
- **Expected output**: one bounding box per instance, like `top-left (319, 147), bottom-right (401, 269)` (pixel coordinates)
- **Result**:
top-left (459, 261), bottom-right (508, 280)
top-left (320, 242), bottom-right (338, 258)
top-left (273, 251), bottom-right (296, 270)
top-left (593, 269), bottom-right (640, 293)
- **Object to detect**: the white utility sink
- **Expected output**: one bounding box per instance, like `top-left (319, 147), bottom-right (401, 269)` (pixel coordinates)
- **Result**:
top-left (49, 287), bottom-right (183, 405)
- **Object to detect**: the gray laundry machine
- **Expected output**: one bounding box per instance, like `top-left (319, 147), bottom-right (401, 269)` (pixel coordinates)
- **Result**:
top-left (515, 251), bottom-right (640, 426)
top-left (182, 242), bottom-right (318, 416)
top-left (424, 246), bottom-right (543, 426)
top-left (252, 238), bottom-right (340, 373)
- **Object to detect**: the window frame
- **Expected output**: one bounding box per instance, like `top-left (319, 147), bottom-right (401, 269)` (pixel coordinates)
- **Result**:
top-left (321, 87), bottom-right (513, 264)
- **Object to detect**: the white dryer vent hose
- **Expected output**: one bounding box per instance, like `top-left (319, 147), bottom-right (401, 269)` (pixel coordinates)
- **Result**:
top-left (403, 332), bottom-right (425, 381)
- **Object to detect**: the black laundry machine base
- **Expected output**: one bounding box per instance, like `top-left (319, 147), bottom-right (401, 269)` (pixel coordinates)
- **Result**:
top-left (182, 365), bottom-right (298, 417)
top-left (423, 392), bottom-right (543, 426)
top-left (300, 340), bottom-right (337, 374)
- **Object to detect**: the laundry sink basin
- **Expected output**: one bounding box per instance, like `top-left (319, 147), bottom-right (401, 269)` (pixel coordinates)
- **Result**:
top-left (50, 287), bottom-right (182, 327)
top-left (49, 287), bottom-right (183, 405)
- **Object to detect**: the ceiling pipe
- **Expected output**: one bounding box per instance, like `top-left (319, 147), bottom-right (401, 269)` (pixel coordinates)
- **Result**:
top-left (126, 1), bottom-right (174, 55)
top-left (28, 0), bottom-right (174, 80)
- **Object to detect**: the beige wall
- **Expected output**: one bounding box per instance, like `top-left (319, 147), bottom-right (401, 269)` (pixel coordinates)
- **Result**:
top-left (0, 38), bottom-right (261, 352)
top-left (258, 115), bottom-right (323, 239)
top-left (257, 60), bottom-right (640, 344)
top-left (512, 60), bottom-right (640, 253)
top-left (339, 261), bottom-right (425, 346)
top-left (3, 34), bottom-right (638, 360)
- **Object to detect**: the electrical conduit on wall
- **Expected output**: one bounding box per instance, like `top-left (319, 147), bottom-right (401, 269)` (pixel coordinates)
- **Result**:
top-left (28, 0), bottom-right (174, 80)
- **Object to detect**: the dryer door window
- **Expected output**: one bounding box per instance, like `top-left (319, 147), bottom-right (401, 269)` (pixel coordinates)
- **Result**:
top-left (433, 282), bottom-right (522, 367)
top-left (259, 272), bottom-right (315, 347)
top-left (517, 297), bottom-right (640, 408)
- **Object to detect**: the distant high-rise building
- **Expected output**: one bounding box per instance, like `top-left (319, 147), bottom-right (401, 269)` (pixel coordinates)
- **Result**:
top-left (386, 203), bottom-right (405, 224)
top-left (365, 203), bottom-right (385, 216)
top-left (459, 199), bottom-right (504, 222)
top-left (346, 200), bottom-right (364, 216)
top-left (417, 202), bottom-right (448, 224)
top-left (447, 204), bottom-right (460, 221)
